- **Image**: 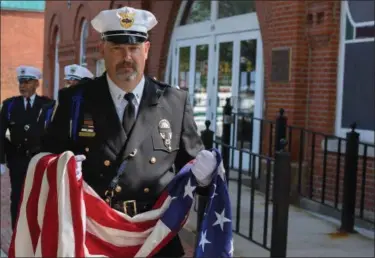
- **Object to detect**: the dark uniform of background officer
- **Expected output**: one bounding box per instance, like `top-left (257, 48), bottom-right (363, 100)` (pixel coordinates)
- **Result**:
top-left (40, 6), bottom-right (214, 258)
top-left (0, 65), bottom-right (53, 229)
top-left (38, 64), bottom-right (94, 131)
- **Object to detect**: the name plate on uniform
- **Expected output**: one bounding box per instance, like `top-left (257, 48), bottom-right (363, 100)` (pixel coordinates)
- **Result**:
top-left (79, 131), bottom-right (96, 137)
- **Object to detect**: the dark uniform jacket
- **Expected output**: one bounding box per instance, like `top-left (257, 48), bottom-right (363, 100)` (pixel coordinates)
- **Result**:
top-left (38, 77), bottom-right (92, 131)
top-left (0, 95), bottom-right (53, 164)
top-left (40, 73), bottom-right (204, 257)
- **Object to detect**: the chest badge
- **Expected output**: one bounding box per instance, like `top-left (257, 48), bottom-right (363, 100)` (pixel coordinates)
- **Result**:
top-left (158, 119), bottom-right (172, 151)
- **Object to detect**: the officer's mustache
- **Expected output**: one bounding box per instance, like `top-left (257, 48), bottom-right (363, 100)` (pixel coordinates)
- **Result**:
top-left (116, 61), bottom-right (136, 71)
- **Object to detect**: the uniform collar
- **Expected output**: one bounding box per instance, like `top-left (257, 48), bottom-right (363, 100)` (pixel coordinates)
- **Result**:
top-left (24, 94), bottom-right (36, 103)
top-left (106, 73), bottom-right (144, 106)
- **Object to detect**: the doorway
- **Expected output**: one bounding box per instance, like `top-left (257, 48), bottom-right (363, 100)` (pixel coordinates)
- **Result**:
top-left (172, 31), bottom-right (263, 172)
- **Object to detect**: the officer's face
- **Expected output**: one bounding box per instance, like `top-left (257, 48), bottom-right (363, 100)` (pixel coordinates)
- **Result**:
top-left (19, 79), bottom-right (39, 98)
top-left (100, 41), bottom-right (150, 83)
top-left (64, 79), bottom-right (80, 87)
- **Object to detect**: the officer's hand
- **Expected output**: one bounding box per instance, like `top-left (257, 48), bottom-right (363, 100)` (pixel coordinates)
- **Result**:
top-left (74, 155), bottom-right (86, 180)
top-left (191, 150), bottom-right (216, 186)
top-left (0, 163), bottom-right (7, 176)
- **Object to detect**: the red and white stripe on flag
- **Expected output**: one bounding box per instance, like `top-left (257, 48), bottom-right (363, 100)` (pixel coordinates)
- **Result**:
top-left (8, 151), bottom-right (188, 257)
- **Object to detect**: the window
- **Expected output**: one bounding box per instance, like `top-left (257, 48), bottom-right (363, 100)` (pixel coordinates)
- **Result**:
top-left (180, 0), bottom-right (211, 25)
top-left (336, 0), bottom-right (374, 142)
top-left (180, 0), bottom-right (255, 26)
top-left (53, 33), bottom-right (60, 100)
top-left (80, 19), bottom-right (89, 67)
top-left (218, 0), bottom-right (256, 19)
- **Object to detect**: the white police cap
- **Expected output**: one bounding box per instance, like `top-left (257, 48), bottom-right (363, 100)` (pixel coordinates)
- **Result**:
top-left (64, 64), bottom-right (94, 80)
top-left (16, 65), bottom-right (42, 81)
top-left (91, 6), bottom-right (158, 44)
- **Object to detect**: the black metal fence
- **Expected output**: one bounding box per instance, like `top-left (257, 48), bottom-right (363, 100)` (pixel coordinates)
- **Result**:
top-left (226, 101), bottom-right (374, 227)
top-left (194, 98), bottom-right (374, 256)
top-left (196, 109), bottom-right (293, 256)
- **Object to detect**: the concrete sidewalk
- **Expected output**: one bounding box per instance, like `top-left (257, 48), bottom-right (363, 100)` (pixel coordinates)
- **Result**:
top-left (184, 179), bottom-right (375, 257)
top-left (0, 249), bottom-right (6, 258)
top-left (0, 171), bottom-right (11, 256)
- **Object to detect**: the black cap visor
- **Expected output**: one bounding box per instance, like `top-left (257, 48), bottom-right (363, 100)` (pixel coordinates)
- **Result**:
top-left (18, 76), bottom-right (37, 83)
top-left (102, 30), bottom-right (148, 44)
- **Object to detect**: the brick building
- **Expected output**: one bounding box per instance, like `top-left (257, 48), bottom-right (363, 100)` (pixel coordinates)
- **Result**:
top-left (0, 1), bottom-right (45, 102)
top-left (43, 1), bottom-right (374, 223)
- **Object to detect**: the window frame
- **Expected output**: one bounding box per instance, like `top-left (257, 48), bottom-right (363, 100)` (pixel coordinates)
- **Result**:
top-left (53, 33), bottom-right (60, 100)
top-left (79, 19), bottom-right (89, 67)
top-left (164, 1), bottom-right (258, 83)
top-left (335, 0), bottom-right (375, 143)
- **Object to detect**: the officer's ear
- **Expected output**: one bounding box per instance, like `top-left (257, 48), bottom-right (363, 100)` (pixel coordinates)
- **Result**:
top-left (144, 41), bottom-right (150, 60)
top-left (34, 80), bottom-right (40, 89)
top-left (99, 40), bottom-right (105, 57)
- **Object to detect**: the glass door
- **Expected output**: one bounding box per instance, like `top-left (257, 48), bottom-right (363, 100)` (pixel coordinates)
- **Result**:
top-left (172, 37), bottom-right (215, 134)
top-left (211, 31), bottom-right (263, 174)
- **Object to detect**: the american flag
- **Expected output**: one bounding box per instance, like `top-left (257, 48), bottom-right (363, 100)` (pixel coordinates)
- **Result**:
top-left (8, 149), bottom-right (233, 257)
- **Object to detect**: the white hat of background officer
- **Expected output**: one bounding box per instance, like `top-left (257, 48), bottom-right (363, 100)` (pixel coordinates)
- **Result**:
top-left (91, 6), bottom-right (158, 44)
top-left (64, 64), bottom-right (94, 80)
top-left (16, 65), bottom-right (42, 81)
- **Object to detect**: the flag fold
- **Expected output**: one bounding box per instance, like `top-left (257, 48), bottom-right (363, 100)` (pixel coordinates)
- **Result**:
top-left (8, 148), bottom-right (233, 257)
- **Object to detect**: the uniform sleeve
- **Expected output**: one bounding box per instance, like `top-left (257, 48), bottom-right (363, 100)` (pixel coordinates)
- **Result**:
top-left (175, 91), bottom-right (204, 172)
top-left (0, 101), bottom-right (10, 163)
top-left (40, 92), bottom-right (72, 154)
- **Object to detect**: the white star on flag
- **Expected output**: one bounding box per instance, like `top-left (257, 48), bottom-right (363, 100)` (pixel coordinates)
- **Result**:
top-left (183, 178), bottom-right (196, 199)
top-left (199, 230), bottom-right (211, 252)
top-left (211, 184), bottom-right (218, 199)
top-left (212, 208), bottom-right (231, 231)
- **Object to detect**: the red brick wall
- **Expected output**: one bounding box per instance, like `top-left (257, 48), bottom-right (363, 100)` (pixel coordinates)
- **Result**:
top-left (42, 0), bottom-right (374, 215)
top-left (0, 10), bottom-right (45, 102)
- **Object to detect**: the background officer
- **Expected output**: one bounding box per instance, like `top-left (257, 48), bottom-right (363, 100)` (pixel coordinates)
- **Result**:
top-left (0, 65), bottom-right (53, 229)
top-left (41, 6), bottom-right (213, 257)
top-left (38, 64), bottom-right (95, 131)
top-left (63, 64), bottom-right (94, 87)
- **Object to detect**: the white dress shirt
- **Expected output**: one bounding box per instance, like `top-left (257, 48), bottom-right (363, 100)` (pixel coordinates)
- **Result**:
top-left (106, 74), bottom-right (145, 122)
top-left (23, 94), bottom-right (36, 109)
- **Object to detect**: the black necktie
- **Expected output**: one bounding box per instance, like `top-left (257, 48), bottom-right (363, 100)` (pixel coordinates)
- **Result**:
top-left (26, 97), bottom-right (31, 111)
top-left (122, 93), bottom-right (136, 134)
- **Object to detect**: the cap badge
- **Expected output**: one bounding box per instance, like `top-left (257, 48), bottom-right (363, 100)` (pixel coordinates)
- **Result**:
top-left (70, 67), bottom-right (76, 74)
top-left (117, 10), bottom-right (135, 29)
top-left (21, 69), bottom-right (26, 75)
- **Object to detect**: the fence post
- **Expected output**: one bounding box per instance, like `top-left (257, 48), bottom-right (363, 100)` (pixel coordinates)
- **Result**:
top-left (200, 120), bottom-right (214, 150)
top-left (275, 108), bottom-right (287, 153)
top-left (222, 98), bottom-right (232, 182)
top-left (271, 139), bottom-right (291, 258)
top-left (340, 123), bottom-right (360, 233)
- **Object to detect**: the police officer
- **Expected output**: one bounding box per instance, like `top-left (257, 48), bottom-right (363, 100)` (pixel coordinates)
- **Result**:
top-left (38, 64), bottom-right (95, 131)
top-left (0, 65), bottom-right (54, 229)
top-left (63, 64), bottom-right (94, 88)
top-left (40, 6), bottom-right (215, 257)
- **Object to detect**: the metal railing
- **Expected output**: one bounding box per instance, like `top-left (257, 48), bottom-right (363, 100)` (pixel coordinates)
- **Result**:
top-left (196, 109), bottom-right (292, 257)
top-left (195, 98), bottom-right (374, 256)
top-left (212, 99), bottom-right (374, 227)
